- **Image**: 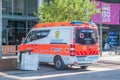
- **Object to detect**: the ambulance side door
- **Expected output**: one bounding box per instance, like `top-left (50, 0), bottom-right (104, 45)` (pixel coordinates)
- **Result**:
top-left (23, 31), bottom-right (36, 52)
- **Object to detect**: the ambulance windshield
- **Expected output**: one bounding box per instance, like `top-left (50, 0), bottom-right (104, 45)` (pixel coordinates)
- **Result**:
top-left (75, 29), bottom-right (98, 45)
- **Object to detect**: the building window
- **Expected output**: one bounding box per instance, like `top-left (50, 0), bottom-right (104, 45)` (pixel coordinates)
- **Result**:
top-left (14, 0), bottom-right (24, 15)
top-left (2, 0), bottom-right (12, 15)
top-left (28, 0), bottom-right (38, 16)
top-left (44, 0), bottom-right (54, 5)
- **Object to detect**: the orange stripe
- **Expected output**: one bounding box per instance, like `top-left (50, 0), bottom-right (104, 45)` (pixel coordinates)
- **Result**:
top-left (18, 44), bottom-right (100, 56)
top-left (18, 44), bottom-right (70, 56)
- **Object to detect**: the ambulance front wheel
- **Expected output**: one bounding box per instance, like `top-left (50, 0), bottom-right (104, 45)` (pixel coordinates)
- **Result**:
top-left (54, 56), bottom-right (65, 70)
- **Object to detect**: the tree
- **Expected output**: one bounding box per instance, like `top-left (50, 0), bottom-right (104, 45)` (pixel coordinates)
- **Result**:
top-left (35, 0), bottom-right (100, 22)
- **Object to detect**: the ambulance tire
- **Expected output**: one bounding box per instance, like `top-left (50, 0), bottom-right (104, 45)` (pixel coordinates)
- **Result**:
top-left (54, 56), bottom-right (65, 70)
top-left (80, 66), bottom-right (88, 69)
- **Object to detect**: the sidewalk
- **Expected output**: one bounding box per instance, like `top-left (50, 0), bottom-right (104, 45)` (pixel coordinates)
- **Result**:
top-left (99, 51), bottom-right (120, 65)
top-left (2, 54), bottom-right (18, 59)
top-left (2, 51), bottom-right (120, 65)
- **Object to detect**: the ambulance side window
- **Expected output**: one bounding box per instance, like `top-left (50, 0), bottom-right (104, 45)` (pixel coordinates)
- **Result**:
top-left (36, 30), bottom-right (50, 39)
top-left (25, 31), bottom-right (36, 43)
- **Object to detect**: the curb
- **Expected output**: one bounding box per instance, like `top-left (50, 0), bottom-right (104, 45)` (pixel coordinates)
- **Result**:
top-left (0, 58), bottom-right (17, 71)
top-left (98, 60), bottom-right (120, 65)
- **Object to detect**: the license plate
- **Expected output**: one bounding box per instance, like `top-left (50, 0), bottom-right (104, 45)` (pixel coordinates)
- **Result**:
top-left (87, 56), bottom-right (98, 60)
top-left (77, 56), bottom-right (98, 62)
top-left (77, 57), bottom-right (86, 61)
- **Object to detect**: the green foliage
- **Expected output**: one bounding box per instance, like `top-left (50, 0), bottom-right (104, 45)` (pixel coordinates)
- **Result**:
top-left (35, 0), bottom-right (100, 22)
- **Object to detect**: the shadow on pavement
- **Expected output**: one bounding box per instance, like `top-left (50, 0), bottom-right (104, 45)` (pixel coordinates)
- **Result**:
top-left (0, 67), bottom-right (120, 80)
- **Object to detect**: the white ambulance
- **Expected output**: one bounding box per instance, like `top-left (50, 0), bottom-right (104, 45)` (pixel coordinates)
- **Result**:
top-left (18, 22), bottom-right (100, 70)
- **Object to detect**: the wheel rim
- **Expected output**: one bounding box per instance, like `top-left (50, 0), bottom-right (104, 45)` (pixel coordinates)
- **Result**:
top-left (56, 59), bottom-right (61, 69)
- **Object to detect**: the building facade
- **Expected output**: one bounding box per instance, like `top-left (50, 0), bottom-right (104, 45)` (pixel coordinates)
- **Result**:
top-left (2, 0), bottom-right (44, 45)
top-left (92, 0), bottom-right (120, 49)
top-left (2, 0), bottom-right (120, 48)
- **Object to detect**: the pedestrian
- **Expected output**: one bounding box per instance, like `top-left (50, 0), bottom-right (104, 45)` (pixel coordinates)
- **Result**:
top-left (2, 37), bottom-right (6, 45)
top-left (104, 42), bottom-right (110, 50)
top-left (22, 37), bottom-right (25, 43)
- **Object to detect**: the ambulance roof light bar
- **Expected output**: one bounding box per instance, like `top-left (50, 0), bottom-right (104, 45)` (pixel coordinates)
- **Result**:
top-left (88, 22), bottom-right (96, 27)
top-left (71, 21), bottom-right (96, 27)
top-left (71, 21), bottom-right (84, 25)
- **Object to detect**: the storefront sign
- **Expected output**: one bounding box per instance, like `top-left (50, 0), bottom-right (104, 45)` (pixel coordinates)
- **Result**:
top-left (108, 32), bottom-right (119, 46)
top-left (92, 1), bottom-right (120, 25)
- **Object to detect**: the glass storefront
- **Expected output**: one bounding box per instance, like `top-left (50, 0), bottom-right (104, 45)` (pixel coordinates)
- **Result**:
top-left (102, 25), bottom-right (120, 50)
top-left (2, 0), bottom-right (38, 45)
top-left (2, 19), bottom-right (37, 45)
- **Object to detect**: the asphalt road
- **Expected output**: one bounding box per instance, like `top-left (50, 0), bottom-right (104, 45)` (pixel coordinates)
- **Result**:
top-left (0, 61), bottom-right (120, 80)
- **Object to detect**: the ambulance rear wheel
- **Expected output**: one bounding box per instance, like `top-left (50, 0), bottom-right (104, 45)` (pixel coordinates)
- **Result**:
top-left (80, 66), bottom-right (88, 69)
top-left (54, 56), bottom-right (65, 70)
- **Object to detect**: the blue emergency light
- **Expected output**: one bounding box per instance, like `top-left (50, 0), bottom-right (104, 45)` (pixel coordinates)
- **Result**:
top-left (71, 21), bottom-right (84, 25)
top-left (88, 22), bottom-right (96, 26)
top-left (71, 21), bottom-right (96, 26)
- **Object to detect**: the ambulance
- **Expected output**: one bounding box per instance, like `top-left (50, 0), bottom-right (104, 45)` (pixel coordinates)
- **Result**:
top-left (18, 21), bottom-right (100, 70)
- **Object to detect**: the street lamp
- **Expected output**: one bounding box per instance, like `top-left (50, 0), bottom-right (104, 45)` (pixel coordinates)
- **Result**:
top-left (6, 25), bottom-right (10, 45)
top-left (100, 9), bottom-right (103, 57)
top-left (0, 0), bottom-right (2, 59)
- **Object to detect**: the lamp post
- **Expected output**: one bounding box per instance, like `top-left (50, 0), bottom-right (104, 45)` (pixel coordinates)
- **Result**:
top-left (0, 0), bottom-right (2, 59)
top-left (100, 9), bottom-right (103, 57)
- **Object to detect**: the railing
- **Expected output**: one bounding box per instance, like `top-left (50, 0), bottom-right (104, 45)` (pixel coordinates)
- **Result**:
top-left (2, 45), bottom-right (17, 55)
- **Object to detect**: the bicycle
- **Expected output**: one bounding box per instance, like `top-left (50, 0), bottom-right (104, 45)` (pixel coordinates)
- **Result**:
top-left (115, 46), bottom-right (120, 55)
top-left (109, 46), bottom-right (120, 55)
